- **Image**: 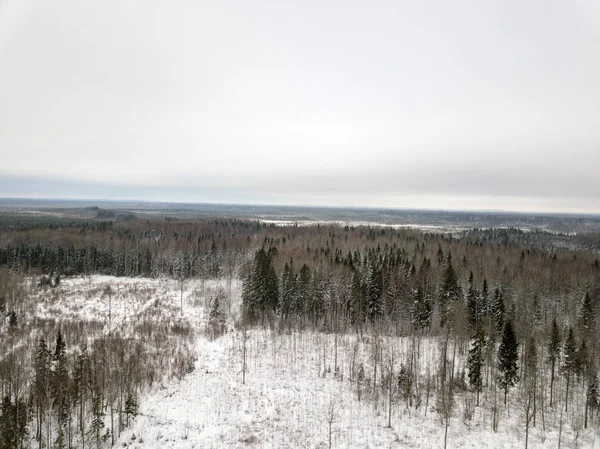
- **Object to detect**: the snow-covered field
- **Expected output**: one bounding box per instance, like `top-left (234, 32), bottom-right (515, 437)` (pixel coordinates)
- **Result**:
top-left (116, 330), bottom-right (600, 449)
top-left (22, 276), bottom-right (600, 449)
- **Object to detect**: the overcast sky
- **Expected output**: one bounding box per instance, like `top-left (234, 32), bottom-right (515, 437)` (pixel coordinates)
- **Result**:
top-left (1, 1), bottom-right (599, 213)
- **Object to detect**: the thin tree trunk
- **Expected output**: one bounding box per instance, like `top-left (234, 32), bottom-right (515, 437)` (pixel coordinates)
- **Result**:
top-left (550, 360), bottom-right (555, 407)
top-left (565, 376), bottom-right (570, 412)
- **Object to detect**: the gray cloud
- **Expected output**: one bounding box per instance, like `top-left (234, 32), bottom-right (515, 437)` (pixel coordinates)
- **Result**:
top-left (1, 0), bottom-right (599, 213)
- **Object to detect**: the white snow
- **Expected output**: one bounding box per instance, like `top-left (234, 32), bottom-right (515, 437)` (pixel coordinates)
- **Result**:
top-left (24, 276), bottom-right (600, 448)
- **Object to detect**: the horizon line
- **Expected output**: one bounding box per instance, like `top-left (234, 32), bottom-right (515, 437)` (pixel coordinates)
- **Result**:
top-left (2, 196), bottom-right (600, 219)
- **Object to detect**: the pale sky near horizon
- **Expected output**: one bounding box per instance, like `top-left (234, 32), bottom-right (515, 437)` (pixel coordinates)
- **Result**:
top-left (1, 1), bottom-right (599, 213)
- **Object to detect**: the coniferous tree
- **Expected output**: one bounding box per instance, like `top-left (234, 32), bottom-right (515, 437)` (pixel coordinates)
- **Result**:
top-left (439, 253), bottom-right (462, 328)
top-left (33, 338), bottom-right (51, 447)
top-left (576, 339), bottom-right (589, 382)
top-left (52, 329), bottom-right (69, 449)
top-left (124, 392), bottom-right (138, 427)
top-left (208, 289), bottom-right (226, 337)
top-left (348, 270), bottom-right (365, 332)
top-left (523, 336), bottom-right (538, 449)
top-left (467, 325), bottom-right (486, 406)
top-left (466, 272), bottom-right (478, 329)
top-left (497, 320), bottom-right (519, 404)
top-left (524, 336), bottom-right (538, 386)
top-left (586, 372), bottom-right (599, 428)
top-left (242, 248), bottom-right (279, 320)
top-left (295, 263), bottom-right (311, 317)
top-left (579, 292), bottom-right (595, 337)
top-left (548, 318), bottom-right (561, 407)
top-left (0, 395), bottom-right (28, 449)
top-left (481, 279), bottom-right (489, 316)
top-left (490, 287), bottom-right (506, 332)
top-left (87, 393), bottom-right (105, 449)
top-left (72, 346), bottom-right (89, 440)
top-left (561, 327), bottom-right (578, 411)
top-left (280, 260), bottom-right (296, 323)
top-left (411, 283), bottom-right (432, 331)
top-left (436, 245), bottom-right (444, 265)
top-left (365, 264), bottom-right (383, 322)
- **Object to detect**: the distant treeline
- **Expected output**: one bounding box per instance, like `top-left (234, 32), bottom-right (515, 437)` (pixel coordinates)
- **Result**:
top-left (1, 216), bottom-right (599, 333)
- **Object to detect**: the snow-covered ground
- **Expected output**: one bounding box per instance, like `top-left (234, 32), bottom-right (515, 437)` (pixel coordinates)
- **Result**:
top-left (116, 328), bottom-right (600, 449)
top-left (31, 275), bottom-right (241, 330)
top-left (259, 219), bottom-right (469, 233)
top-left (22, 276), bottom-right (600, 448)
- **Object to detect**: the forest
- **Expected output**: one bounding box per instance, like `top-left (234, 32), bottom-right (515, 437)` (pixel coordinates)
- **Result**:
top-left (1, 213), bottom-right (600, 448)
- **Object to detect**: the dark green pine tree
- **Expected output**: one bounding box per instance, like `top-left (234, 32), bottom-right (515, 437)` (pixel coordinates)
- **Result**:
top-left (242, 248), bottom-right (279, 320)
top-left (296, 264), bottom-right (311, 317)
top-left (490, 287), bottom-right (506, 332)
top-left (1, 396), bottom-right (16, 449)
top-left (524, 336), bottom-right (538, 392)
top-left (262, 251), bottom-right (279, 313)
top-left (586, 372), bottom-right (599, 428)
top-left (436, 245), bottom-right (444, 265)
top-left (309, 269), bottom-right (326, 324)
top-left (124, 392), bottom-right (138, 427)
top-left (481, 279), bottom-right (489, 316)
top-left (468, 325), bottom-right (486, 406)
top-left (579, 292), bottom-right (595, 336)
top-left (576, 339), bottom-right (589, 381)
top-left (34, 338), bottom-right (51, 443)
top-left (72, 346), bottom-right (89, 438)
top-left (87, 393), bottom-right (105, 449)
top-left (562, 327), bottom-right (578, 412)
top-left (241, 257), bottom-right (259, 314)
top-left (497, 320), bottom-right (519, 404)
top-left (411, 283), bottom-right (432, 331)
top-left (439, 253), bottom-right (462, 328)
top-left (548, 318), bottom-right (561, 407)
top-left (348, 270), bottom-right (366, 330)
top-left (0, 394), bottom-right (27, 449)
top-left (0, 396), bottom-right (13, 449)
top-left (52, 329), bottom-right (69, 448)
top-left (466, 272), bottom-right (480, 329)
top-left (365, 264), bottom-right (383, 322)
top-left (280, 260), bottom-right (296, 322)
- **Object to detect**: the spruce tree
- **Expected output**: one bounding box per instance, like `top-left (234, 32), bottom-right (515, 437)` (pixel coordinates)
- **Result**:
top-left (561, 327), bottom-right (578, 411)
top-left (490, 287), bottom-right (506, 332)
top-left (481, 279), bottom-right (489, 316)
top-left (411, 283), bottom-right (432, 331)
top-left (280, 260), bottom-right (296, 322)
top-left (579, 292), bottom-right (595, 336)
top-left (576, 339), bottom-right (589, 381)
top-left (497, 320), bottom-right (519, 404)
top-left (242, 248), bottom-right (279, 320)
top-left (52, 329), bottom-right (69, 448)
top-left (208, 289), bottom-right (226, 337)
top-left (0, 396), bottom-right (17, 449)
top-left (467, 325), bottom-right (486, 406)
top-left (365, 264), bottom-right (383, 322)
top-left (309, 269), bottom-right (326, 324)
top-left (34, 339), bottom-right (51, 444)
top-left (87, 393), bottom-right (105, 449)
top-left (124, 392), bottom-right (138, 427)
top-left (296, 264), bottom-right (311, 317)
top-left (548, 318), bottom-right (561, 407)
top-left (466, 272), bottom-right (478, 329)
top-left (72, 345), bottom-right (90, 439)
top-left (586, 372), bottom-right (599, 428)
top-left (0, 395), bottom-right (27, 449)
top-left (439, 253), bottom-right (462, 328)
top-left (524, 336), bottom-right (538, 386)
top-left (348, 270), bottom-right (365, 329)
